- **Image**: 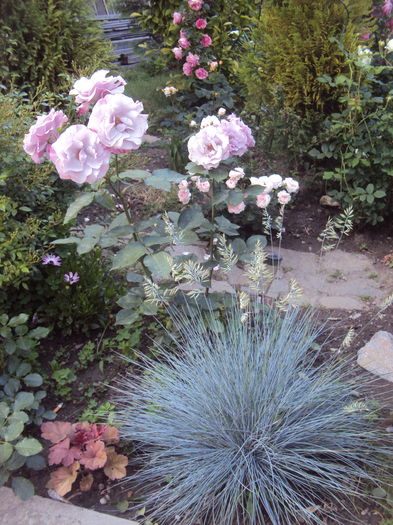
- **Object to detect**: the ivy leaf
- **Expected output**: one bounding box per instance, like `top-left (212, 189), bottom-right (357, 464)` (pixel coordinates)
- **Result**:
top-left (103, 447), bottom-right (128, 480)
top-left (15, 437), bottom-right (43, 457)
top-left (41, 421), bottom-right (73, 444)
top-left (46, 461), bottom-right (79, 497)
top-left (79, 440), bottom-right (107, 471)
top-left (63, 193), bottom-right (95, 224)
top-left (12, 476), bottom-right (34, 500)
top-left (111, 242), bottom-right (146, 270)
top-left (0, 442), bottom-right (13, 464)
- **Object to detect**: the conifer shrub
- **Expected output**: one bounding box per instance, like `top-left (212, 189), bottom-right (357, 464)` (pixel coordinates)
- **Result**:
top-left (0, 0), bottom-right (113, 94)
top-left (239, 0), bottom-right (374, 116)
top-left (116, 305), bottom-right (390, 525)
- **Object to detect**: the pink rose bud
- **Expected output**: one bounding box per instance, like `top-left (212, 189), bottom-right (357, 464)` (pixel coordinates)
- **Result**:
top-left (188, 0), bottom-right (203, 11)
top-left (226, 178), bottom-right (238, 189)
top-left (195, 18), bottom-right (207, 30)
top-left (51, 125), bottom-right (111, 184)
top-left (178, 36), bottom-right (191, 49)
top-left (209, 61), bottom-right (218, 71)
top-left (88, 93), bottom-right (148, 154)
top-left (277, 190), bottom-right (291, 205)
top-left (23, 109), bottom-right (68, 164)
top-left (256, 193), bottom-right (271, 208)
top-left (200, 34), bottom-right (212, 47)
top-left (195, 67), bottom-right (209, 80)
top-left (69, 69), bottom-right (126, 113)
top-left (268, 173), bottom-right (283, 189)
top-left (186, 52), bottom-right (200, 67)
top-left (172, 47), bottom-right (183, 60)
top-left (173, 12), bottom-right (183, 24)
top-left (227, 202), bottom-right (246, 214)
top-left (283, 177), bottom-right (299, 194)
top-left (183, 62), bottom-right (194, 76)
top-left (178, 179), bottom-right (189, 190)
top-left (196, 180), bottom-right (210, 192)
top-left (178, 188), bottom-right (191, 204)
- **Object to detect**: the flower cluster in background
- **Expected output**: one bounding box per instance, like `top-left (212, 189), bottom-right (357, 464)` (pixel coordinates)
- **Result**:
top-left (23, 70), bottom-right (148, 184)
top-left (42, 253), bottom-right (80, 286)
top-left (171, 0), bottom-right (215, 81)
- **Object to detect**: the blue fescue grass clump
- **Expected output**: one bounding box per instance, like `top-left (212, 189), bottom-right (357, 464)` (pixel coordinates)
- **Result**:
top-left (115, 305), bottom-right (390, 525)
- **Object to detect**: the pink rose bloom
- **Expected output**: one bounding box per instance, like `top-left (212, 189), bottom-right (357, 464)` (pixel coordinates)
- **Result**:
top-left (173, 12), bottom-right (183, 24)
top-left (70, 70), bottom-right (126, 114)
top-left (226, 178), bottom-right (238, 189)
top-left (383, 0), bottom-right (393, 16)
top-left (23, 109), bottom-right (68, 164)
top-left (178, 37), bottom-right (191, 49)
top-left (186, 53), bottom-right (200, 67)
top-left (277, 190), bottom-right (291, 205)
top-left (283, 177), bottom-right (299, 194)
top-left (178, 188), bottom-right (191, 204)
top-left (221, 114), bottom-right (255, 157)
top-left (195, 18), bottom-right (207, 30)
top-left (172, 47), bottom-right (183, 60)
top-left (229, 167), bottom-right (245, 180)
top-left (250, 175), bottom-right (273, 193)
top-left (195, 67), bottom-right (209, 80)
top-left (188, 125), bottom-right (230, 170)
top-left (178, 179), bottom-right (189, 190)
top-left (188, 0), bottom-right (203, 11)
top-left (268, 174), bottom-right (283, 189)
top-left (228, 202), bottom-right (245, 214)
top-left (88, 93), bottom-right (148, 154)
top-left (50, 125), bottom-right (110, 184)
top-left (200, 34), bottom-right (212, 47)
top-left (196, 179), bottom-right (210, 192)
top-left (183, 62), bottom-right (194, 76)
top-left (209, 61), bottom-right (218, 71)
top-left (256, 193), bottom-right (271, 208)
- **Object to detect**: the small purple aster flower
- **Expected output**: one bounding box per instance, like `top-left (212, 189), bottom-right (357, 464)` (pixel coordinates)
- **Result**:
top-left (64, 272), bottom-right (80, 285)
top-left (42, 253), bottom-right (62, 266)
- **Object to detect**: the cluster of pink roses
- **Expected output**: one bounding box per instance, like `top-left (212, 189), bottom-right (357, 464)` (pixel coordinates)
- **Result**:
top-left (23, 70), bottom-right (148, 184)
top-left (250, 174), bottom-right (299, 209)
top-left (171, 0), bottom-right (213, 80)
top-left (361, 0), bottom-right (393, 40)
top-left (188, 114), bottom-right (255, 170)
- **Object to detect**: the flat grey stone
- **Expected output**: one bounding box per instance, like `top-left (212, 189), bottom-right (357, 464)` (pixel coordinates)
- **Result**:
top-left (142, 133), bottom-right (160, 144)
top-left (318, 296), bottom-right (365, 310)
top-left (0, 487), bottom-right (136, 525)
top-left (357, 331), bottom-right (393, 382)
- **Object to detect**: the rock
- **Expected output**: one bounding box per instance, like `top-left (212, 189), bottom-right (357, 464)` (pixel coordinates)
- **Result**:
top-left (320, 195), bottom-right (340, 207)
top-left (357, 331), bottom-right (393, 382)
top-left (143, 134), bottom-right (160, 144)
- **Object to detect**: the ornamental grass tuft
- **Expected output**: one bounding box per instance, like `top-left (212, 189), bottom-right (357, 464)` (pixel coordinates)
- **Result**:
top-left (115, 305), bottom-right (390, 525)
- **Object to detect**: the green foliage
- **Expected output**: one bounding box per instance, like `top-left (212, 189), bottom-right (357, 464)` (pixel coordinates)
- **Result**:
top-left (0, 90), bottom-right (73, 296)
top-left (0, 0), bottom-right (113, 93)
top-left (309, 55), bottom-right (393, 224)
top-left (239, 0), bottom-right (374, 116)
top-left (80, 402), bottom-right (117, 425)
top-left (0, 313), bottom-right (54, 500)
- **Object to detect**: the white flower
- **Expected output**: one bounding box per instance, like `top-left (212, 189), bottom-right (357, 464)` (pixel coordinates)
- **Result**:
top-left (268, 174), bottom-right (283, 189)
top-left (229, 167), bottom-right (245, 179)
top-left (277, 190), bottom-right (291, 205)
top-left (190, 120), bottom-right (197, 127)
top-left (200, 115), bottom-right (221, 128)
top-left (386, 39), bottom-right (393, 52)
top-left (283, 177), bottom-right (299, 194)
top-left (162, 86), bottom-right (178, 97)
top-left (357, 46), bottom-right (372, 66)
top-left (218, 107), bottom-right (226, 117)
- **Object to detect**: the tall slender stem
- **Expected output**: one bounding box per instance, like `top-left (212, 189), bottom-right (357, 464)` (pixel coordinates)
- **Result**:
top-left (205, 180), bottom-right (216, 296)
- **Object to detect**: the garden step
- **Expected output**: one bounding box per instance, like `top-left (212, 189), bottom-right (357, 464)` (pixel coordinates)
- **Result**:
top-left (0, 487), bottom-right (137, 525)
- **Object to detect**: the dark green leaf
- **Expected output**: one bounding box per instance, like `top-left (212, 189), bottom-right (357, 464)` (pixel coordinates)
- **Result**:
top-left (15, 438), bottom-right (43, 457)
top-left (118, 169), bottom-right (150, 180)
top-left (111, 242), bottom-right (146, 270)
top-left (12, 476), bottom-right (34, 500)
top-left (63, 193), bottom-right (95, 224)
top-left (0, 443), bottom-right (13, 464)
top-left (178, 207), bottom-right (205, 230)
top-left (23, 374), bottom-right (43, 388)
top-left (144, 252), bottom-right (173, 278)
top-left (152, 168), bottom-right (185, 182)
top-left (115, 309), bottom-right (140, 326)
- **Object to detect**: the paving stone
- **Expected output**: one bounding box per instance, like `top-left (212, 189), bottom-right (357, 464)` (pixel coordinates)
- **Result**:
top-left (357, 331), bottom-right (393, 382)
top-left (318, 296), bottom-right (366, 311)
top-left (0, 487), bottom-right (137, 525)
top-left (142, 133), bottom-right (161, 144)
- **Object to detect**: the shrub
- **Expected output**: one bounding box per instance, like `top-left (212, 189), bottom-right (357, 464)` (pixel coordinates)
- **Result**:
top-left (0, 0), bottom-right (113, 93)
top-left (239, 0), bottom-right (374, 116)
top-left (115, 305), bottom-right (390, 525)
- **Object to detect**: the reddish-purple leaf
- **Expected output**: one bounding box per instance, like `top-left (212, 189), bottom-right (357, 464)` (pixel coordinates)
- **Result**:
top-left (41, 421), bottom-right (73, 444)
top-left (48, 439), bottom-right (81, 467)
top-left (79, 440), bottom-right (107, 471)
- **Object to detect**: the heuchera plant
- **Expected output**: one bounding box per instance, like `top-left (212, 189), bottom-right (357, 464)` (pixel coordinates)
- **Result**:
top-left (23, 70), bottom-right (299, 326)
top-left (40, 421), bottom-right (127, 496)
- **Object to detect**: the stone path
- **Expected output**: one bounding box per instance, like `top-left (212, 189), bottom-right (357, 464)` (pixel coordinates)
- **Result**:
top-left (170, 244), bottom-right (393, 310)
top-left (0, 487), bottom-right (137, 525)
